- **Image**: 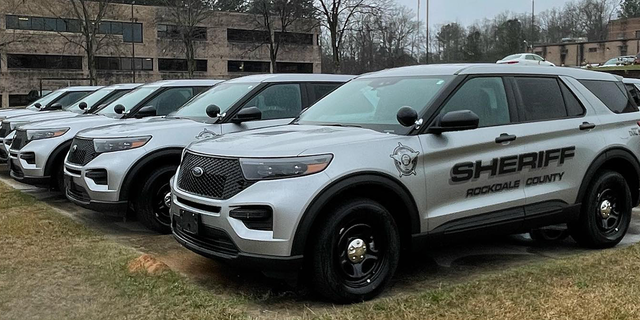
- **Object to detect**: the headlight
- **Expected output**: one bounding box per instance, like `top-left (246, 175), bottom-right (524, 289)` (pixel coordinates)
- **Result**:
top-left (94, 136), bottom-right (151, 153)
top-left (240, 154), bottom-right (333, 180)
top-left (26, 128), bottom-right (69, 141)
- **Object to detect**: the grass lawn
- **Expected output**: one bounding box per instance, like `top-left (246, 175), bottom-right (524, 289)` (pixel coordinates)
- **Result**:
top-left (2, 180), bottom-right (640, 320)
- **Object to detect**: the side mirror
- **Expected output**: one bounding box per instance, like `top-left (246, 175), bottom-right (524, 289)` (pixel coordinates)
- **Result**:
top-left (135, 106), bottom-right (157, 118)
top-left (114, 104), bottom-right (126, 114)
top-left (397, 106), bottom-right (419, 127)
top-left (34, 103), bottom-right (42, 109)
top-left (232, 107), bottom-right (262, 123)
top-left (429, 110), bottom-right (479, 134)
top-left (206, 104), bottom-right (221, 118)
top-left (49, 103), bottom-right (63, 110)
top-left (78, 102), bottom-right (88, 110)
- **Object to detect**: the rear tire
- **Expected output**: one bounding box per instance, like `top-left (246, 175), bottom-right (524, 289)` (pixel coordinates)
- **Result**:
top-left (309, 198), bottom-right (400, 303)
top-left (568, 170), bottom-right (632, 249)
top-left (133, 166), bottom-right (177, 234)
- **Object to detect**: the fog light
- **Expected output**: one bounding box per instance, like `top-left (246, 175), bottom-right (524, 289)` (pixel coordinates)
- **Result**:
top-left (20, 152), bottom-right (35, 164)
top-left (86, 169), bottom-right (108, 185)
top-left (229, 206), bottom-right (273, 231)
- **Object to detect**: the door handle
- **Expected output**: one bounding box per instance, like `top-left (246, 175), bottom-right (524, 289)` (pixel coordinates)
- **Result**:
top-left (579, 122), bottom-right (596, 131)
top-left (495, 133), bottom-right (517, 144)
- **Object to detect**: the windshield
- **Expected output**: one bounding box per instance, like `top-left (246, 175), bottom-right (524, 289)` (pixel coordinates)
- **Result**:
top-left (65, 88), bottom-right (116, 112)
top-left (296, 76), bottom-right (453, 134)
top-left (25, 90), bottom-right (65, 110)
top-left (97, 87), bottom-right (158, 117)
top-left (170, 82), bottom-right (258, 119)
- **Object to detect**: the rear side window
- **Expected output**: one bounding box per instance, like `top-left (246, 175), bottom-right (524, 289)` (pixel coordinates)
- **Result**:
top-left (514, 77), bottom-right (569, 121)
top-left (560, 82), bottom-right (585, 117)
top-left (579, 80), bottom-right (638, 113)
top-left (309, 83), bottom-right (341, 104)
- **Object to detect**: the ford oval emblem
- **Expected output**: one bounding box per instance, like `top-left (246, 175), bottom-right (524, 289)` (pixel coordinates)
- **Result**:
top-left (191, 167), bottom-right (204, 178)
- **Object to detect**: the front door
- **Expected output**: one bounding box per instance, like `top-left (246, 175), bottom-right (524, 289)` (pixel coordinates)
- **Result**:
top-left (420, 76), bottom-right (528, 234)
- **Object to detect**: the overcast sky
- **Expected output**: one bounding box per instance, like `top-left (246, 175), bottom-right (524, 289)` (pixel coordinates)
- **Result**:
top-left (396, 0), bottom-right (574, 26)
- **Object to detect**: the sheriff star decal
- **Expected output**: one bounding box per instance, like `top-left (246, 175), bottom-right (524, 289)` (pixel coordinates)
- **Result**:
top-left (390, 143), bottom-right (419, 177)
top-left (195, 128), bottom-right (217, 140)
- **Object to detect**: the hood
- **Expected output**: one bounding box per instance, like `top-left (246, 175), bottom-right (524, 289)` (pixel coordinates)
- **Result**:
top-left (0, 109), bottom-right (39, 119)
top-left (78, 117), bottom-right (200, 138)
top-left (188, 124), bottom-right (393, 157)
top-left (21, 114), bottom-right (109, 130)
top-left (6, 111), bottom-right (78, 126)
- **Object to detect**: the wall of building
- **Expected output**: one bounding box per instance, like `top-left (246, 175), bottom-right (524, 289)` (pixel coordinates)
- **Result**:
top-left (0, 0), bottom-right (322, 108)
top-left (534, 39), bottom-right (640, 67)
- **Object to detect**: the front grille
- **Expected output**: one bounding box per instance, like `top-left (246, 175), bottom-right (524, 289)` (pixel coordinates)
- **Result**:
top-left (177, 153), bottom-right (254, 200)
top-left (10, 130), bottom-right (28, 150)
top-left (67, 138), bottom-right (99, 166)
top-left (0, 122), bottom-right (10, 138)
top-left (173, 219), bottom-right (239, 256)
top-left (67, 180), bottom-right (91, 203)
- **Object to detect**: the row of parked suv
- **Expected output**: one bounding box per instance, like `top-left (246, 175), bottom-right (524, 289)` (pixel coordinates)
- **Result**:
top-left (2, 65), bottom-right (640, 302)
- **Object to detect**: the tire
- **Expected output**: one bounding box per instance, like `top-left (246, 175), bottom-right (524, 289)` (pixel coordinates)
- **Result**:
top-left (529, 227), bottom-right (569, 244)
top-left (133, 166), bottom-right (177, 234)
top-left (51, 155), bottom-right (65, 192)
top-left (568, 170), bottom-right (632, 249)
top-left (309, 198), bottom-right (400, 303)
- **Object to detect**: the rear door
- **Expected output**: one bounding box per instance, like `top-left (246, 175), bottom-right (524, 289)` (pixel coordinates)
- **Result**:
top-left (420, 76), bottom-right (529, 234)
top-left (509, 76), bottom-right (604, 225)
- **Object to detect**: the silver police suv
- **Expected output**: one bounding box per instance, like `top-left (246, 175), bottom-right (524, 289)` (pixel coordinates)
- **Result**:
top-left (9, 80), bottom-right (218, 191)
top-left (170, 64), bottom-right (640, 302)
top-left (1, 84), bottom-right (138, 163)
top-left (65, 74), bottom-right (353, 233)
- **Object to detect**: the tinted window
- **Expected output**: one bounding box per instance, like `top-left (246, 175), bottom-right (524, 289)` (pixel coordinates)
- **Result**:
top-left (626, 84), bottom-right (640, 106)
top-left (525, 55), bottom-right (536, 60)
top-left (560, 82), bottom-right (585, 117)
top-left (440, 77), bottom-right (510, 127)
top-left (514, 77), bottom-right (567, 121)
top-left (579, 80), bottom-right (638, 113)
top-left (143, 87), bottom-right (195, 116)
top-left (310, 83), bottom-right (341, 103)
top-left (172, 83), bottom-right (258, 119)
top-left (243, 84), bottom-right (302, 120)
top-left (52, 91), bottom-right (92, 108)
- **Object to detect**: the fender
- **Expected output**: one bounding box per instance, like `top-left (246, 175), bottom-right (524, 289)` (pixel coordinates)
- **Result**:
top-left (44, 139), bottom-right (73, 177)
top-left (576, 147), bottom-right (640, 206)
top-left (290, 172), bottom-right (421, 256)
top-left (118, 147), bottom-right (183, 201)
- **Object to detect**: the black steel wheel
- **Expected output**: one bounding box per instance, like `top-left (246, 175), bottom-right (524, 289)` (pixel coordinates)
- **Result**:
top-left (134, 165), bottom-right (177, 234)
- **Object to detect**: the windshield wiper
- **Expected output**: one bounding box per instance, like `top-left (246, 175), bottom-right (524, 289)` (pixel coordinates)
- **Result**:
top-left (323, 123), bottom-right (362, 128)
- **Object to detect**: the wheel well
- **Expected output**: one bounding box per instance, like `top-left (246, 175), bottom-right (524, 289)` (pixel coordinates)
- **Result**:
top-left (293, 173), bottom-right (420, 257)
top-left (44, 140), bottom-right (72, 181)
top-left (119, 149), bottom-right (182, 202)
top-left (578, 148), bottom-right (640, 207)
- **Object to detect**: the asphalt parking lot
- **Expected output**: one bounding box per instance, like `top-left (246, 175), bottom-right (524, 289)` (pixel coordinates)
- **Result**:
top-left (3, 164), bottom-right (640, 309)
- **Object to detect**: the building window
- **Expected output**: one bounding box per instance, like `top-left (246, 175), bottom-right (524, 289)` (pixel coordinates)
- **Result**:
top-left (7, 54), bottom-right (82, 70)
top-left (158, 58), bottom-right (207, 72)
top-left (276, 62), bottom-right (313, 73)
top-left (228, 60), bottom-right (270, 73)
top-left (227, 29), bottom-right (269, 43)
top-left (96, 57), bottom-right (153, 71)
top-left (158, 24), bottom-right (207, 40)
top-left (5, 15), bottom-right (142, 42)
top-left (9, 95), bottom-right (31, 107)
top-left (635, 30), bottom-right (640, 39)
top-left (275, 32), bottom-right (314, 45)
top-left (588, 47), bottom-right (598, 53)
top-left (122, 22), bottom-right (143, 43)
top-left (620, 45), bottom-right (629, 56)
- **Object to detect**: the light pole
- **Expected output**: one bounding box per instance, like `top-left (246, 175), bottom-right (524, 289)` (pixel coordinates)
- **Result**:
top-left (131, 1), bottom-right (136, 83)
top-left (426, 0), bottom-right (429, 64)
top-left (531, 0), bottom-right (535, 52)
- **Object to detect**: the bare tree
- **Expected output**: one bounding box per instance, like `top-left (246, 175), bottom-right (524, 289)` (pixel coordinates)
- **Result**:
top-left (315, 0), bottom-right (387, 73)
top-left (160, 0), bottom-right (213, 77)
top-left (37, 0), bottom-right (124, 85)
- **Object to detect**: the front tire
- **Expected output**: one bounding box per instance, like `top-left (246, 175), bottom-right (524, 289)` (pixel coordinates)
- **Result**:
top-left (309, 198), bottom-right (400, 303)
top-left (569, 170), bottom-right (632, 248)
top-left (133, 166), bottom-right (177, 234)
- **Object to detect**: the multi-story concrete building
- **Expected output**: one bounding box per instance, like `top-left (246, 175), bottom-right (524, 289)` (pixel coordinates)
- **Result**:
top-left (533, 17), bottom-right (640, 67)
top-left (0, 0), bottom-right (322, 108)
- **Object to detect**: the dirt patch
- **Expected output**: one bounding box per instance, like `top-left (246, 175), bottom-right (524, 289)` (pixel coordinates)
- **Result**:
top-left (127, 254), bottom-right (171, 275)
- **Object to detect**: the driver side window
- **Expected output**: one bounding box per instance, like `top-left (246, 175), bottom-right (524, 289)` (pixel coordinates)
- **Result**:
top-left (145, 87), bottom-right (194, 116)
top-left (438, 77), bottom-right (510, 128)
top-left (242, 84), bottom-right (302, 120)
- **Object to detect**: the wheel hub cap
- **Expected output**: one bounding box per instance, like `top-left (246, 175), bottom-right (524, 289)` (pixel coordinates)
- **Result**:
top-left (600, 200), bottom-right (612, 219)
top-left (163, 192), bottom-right (172, 209)
top-left (347, 239), bottom-right (367, 264)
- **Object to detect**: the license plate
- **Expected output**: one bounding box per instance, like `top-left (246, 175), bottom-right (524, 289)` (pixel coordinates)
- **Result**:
top-left (180, 210), bottom-right (200, 235)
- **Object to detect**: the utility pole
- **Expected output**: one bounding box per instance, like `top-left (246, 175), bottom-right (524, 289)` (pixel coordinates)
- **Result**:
top-left (426, 0), bottom-right (429, 64)
top-left (131, 1), bottom-right (136, 83)
top-left (530, 0), bottom-right (535, 52)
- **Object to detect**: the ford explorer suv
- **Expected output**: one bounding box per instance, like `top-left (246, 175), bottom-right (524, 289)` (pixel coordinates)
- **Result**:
top-left (64, 74), bottom-right (353, 233)
top-left (8, 80), bottom-right (219, 191)
top-left (0, 86), bottom-right (101, 120)
top-left (0, 84), bottom-right (139, 163)
top-left (169, 64), bottom-right (640, 303)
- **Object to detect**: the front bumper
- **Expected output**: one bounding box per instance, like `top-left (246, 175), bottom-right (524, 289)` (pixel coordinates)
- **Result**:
top-left (63, 147), bottom-right (146, 215)
top-left (169, 169), bottom-right (330, 262)
top-left (9, 136), bottom-right (67, 186)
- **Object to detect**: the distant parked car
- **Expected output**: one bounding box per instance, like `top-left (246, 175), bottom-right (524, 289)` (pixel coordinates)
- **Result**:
top-left (599, 56), bottom-right (635, 67)
top-left (496, 53), bottom-right (555, 66)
